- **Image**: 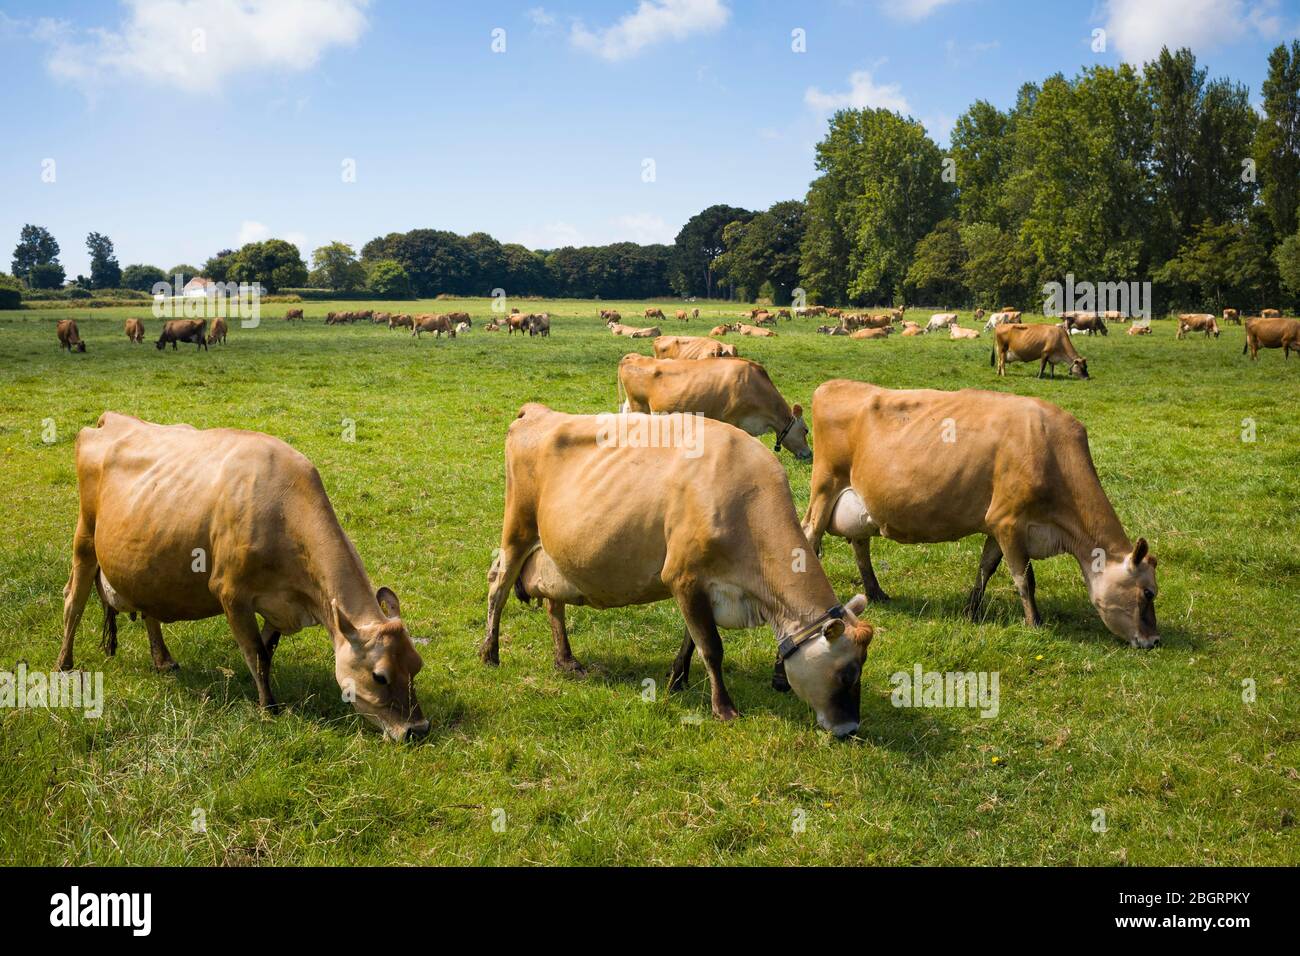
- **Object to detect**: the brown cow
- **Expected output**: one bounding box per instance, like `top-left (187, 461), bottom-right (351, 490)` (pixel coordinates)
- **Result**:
top-left (1063, 313), bottom-right (1108, 336)
top-left (156, 319), bottom-right (207, 351)
top-left (1243, 317), bottom-right (1300, 359)
top-left (949, 325), bottom-right (980, 340)
top-left (413, 314), bottom-right (456, 338)
top-left (710, 324), bottom-right (731, 336)
top-left (527, 313), bottom-right (550, 337)
top-left (691, 308), bottom-right (700, 319)
top-left (388, 313), bottom-right (414, 330)
top-left (994, 324), bottom-right (1088, 379)
top-left (800, 381), bottom-right (1160, 647)
top-left (207, 316), bottom-right (228, 345)
top-left (736, 323), bottom-right (776, 337)
top-left (372, 311), bottom-right (391, 325)
top-left (618, 354), bottom-right (811, 460)
top-left (508, 313), bottom-right (531, 335)
top-left (1127, 323), bottom-right (1152, 336)
top-left (57, 319), bottom-right (87, 353)
top-left (124, 318), bottom-right (145, 344)
top-left (1176, 314), bottom-right (1219, 339)
top-left (600, 309), bottom-right (622, 323)
top-left (849, 327), bottom-right (890, 340)
top-left (285, 308), bottom-right (304, 322)
top-left (481, 404), bottom-right (873, 735)
top-left (1222, 308), bottom-right (1240, 325)
top-left (608, 321), bottom-right (661, 338)
top-left (58, 413), bottom-right (428, 740)
top-left (675, 310), bottom-right (689, 322)
top-left (653, 335), bottom-right (738, 359)
top-left (645, 308), bottom-right (667, 322)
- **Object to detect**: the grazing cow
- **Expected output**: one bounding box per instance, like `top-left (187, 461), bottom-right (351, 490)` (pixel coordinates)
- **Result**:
top-left (58, 413), bottom-right (429, 740)
top-left (527, 313), bottom-right (550, 337)
top-left (653, 335), bottom-right (738, 359)
top-left (372, 312), bottom-right (391, 325)
top-left (800, 381), bottom-right (1160, 647)
top-left (413, 314), bottom-right (456, 338)
top-left (600, 309), bottom-right (622, 323)
top-left (993, 324), bottom-right (1088, 379)
top-left (447, 311), bottom-right (470, 327)
top-left (777, 308), bottom-right (791, 320)
top-left (618, 354), bottom-right (811, 460)
top-left (1262, 309), bottom-right (1281, 319)
top-left (925, 313), bottom-right (958, 333)
top-left (1127, 323), bottom-right (1152, 336)
top-left (710, 324), bottom-right (731, 336)
top-left (736, 323), bottom-right (776, 337)
top-left (156, 319), bottom-right (208, 351)
top-left (753, 311), bottom-right (778, 326)
top-left (285, 308), bottom-right (304, 322)
top-left (508, 313), bottom-right (531, 335)
top-left (57, 319), bottom-right (87, 353)
top-left (675, 310), bottom-right (689, 323)
top-left (1222, 308), bottom-right (1240, 325)
top-left (950, 325), bottom-right (980, 340)
top-left (1176, 314), bottom-right (1219, 339)
top-left (849, 327), bottom-right (890, 340)
top-left (692, 308), bottom-right (700, 319)
top-left (1243, 317), bottom-right (1300, 360)
top-left (207, 316), bottom-right (228, 345)
top-left (124, 318), bottom-right (145, 344)
top-left (388, 313), bottom-right (414, 330)
top-left (481, 404), bottom-right (873, 735)
top-left (645, 308), bottom-right (666, 322)
top-left (826, 308), bottom-right (843, 319)
top-left (324, 311), bottom-right (340, 325)
top-left (1065, 313), bottom-right (1109, 336)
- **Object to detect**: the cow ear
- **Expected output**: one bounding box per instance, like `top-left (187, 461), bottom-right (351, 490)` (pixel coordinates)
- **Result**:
top-left (332, 599), bottom-right (359, 642)
top-left (792, 403), bottom-right (804, 418)
top-left (376, 587), bottom-right (401, 619)
top-left (1129, 538), bottom-right (1149, 569)
top-left (822, 618), bottom-right (845, 641)
top-left (844, 594), bottom-right (868, 616)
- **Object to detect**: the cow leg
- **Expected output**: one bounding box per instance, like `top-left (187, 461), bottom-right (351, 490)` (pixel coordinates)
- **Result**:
top-left (225, 605), bottom-right (278, 711)
top-left (144, 617), bottom-right (180, 672)
top-left (546, 600), bottom-right (584, 674)
top-left (997, 535), bottom-right (1042, 627)
top-left (675, 589), bottom-right (737, 721)
top-left (668, 627), bottom-right (694, 692)
top-left (480, 542), bottom-right (532, 665)
top-left (850, 536), bottom-right (890, 602)
top-left (259, 619), bottom-right (281, 661)
top-left (964, 535), bottom-right (1003, 620)
top-left (57, 520), bottom-right (98, 671)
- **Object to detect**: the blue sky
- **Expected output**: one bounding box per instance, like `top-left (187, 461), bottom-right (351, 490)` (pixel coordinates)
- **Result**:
top-left (2, 0), bottom-right (1297, 277)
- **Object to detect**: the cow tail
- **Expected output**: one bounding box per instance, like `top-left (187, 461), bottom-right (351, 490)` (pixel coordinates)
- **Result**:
top-left (94, 569), bottom-right (118, 657)
top-left (989, 345), bottom-right (995, 367)
top-left (513, 575), bottom-right (531, 604)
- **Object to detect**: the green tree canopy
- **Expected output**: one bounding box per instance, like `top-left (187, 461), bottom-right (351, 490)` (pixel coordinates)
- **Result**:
top-left (12, 225), bottom-right (60, 284)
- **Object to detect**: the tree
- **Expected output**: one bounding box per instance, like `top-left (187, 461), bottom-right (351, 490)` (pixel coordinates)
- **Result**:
top-left (713, 200), bottom-right (807, 304)
top-left (310, 241), bottom-right (366, 291)
top-left (121, 264), bottom-right (168, 292)
top-left (365, 259), bottom-right (411, 297)
top-left (670, 204), bottom-right (754, 298)
top-left (202, 250), bottom-right (237, 283)
top-left (227, 239), bottom-right (308, 293)
top-left (950, 100), bottom-right (1012, 227)
top-left (12, 225), bottom-right (60, 284)
top-left (1154, 220), bottom-right (1274, 311)
top-left (1254, 40), bottom-right (1300, 240)
top-left (0, 272), bottom-right (22, 309)
top-left (28, 262), bottom-right (66, 289)
top-left (1276, 228), bottom-right (1300, 301)
top-left (463, 232), bottom-right (507, 295)
top-left (904, 219), bottom-right (967, 305)
top-left (501, 243), bottom-right (550, 296)
top-left (86, 232), bottom-right (121, 289)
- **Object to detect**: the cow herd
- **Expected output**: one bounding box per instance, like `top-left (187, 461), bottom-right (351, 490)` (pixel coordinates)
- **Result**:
top-left (47, 299), bottom-right (1296, 743)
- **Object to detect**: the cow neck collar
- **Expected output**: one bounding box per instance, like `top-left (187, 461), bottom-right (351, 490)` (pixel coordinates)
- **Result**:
top-left (775, 605), bottom-right (845, 661)
top-left (773, 415), bottom-right (798, 453)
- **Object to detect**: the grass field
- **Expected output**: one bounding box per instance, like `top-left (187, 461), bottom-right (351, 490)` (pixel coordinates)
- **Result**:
top-left (1, 298), bottom-right (1297, 866)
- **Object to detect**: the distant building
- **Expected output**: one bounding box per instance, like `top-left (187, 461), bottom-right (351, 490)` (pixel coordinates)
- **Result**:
top-left (183, 277), bottom-right (219, 297)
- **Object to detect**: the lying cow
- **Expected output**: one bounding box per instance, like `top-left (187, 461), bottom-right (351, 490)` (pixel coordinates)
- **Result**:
top-left (653, 335), bottom-right (738, 359)
top-left (456, 321), bottom-right (471, 335)
top-left (609, 321), bottom-right (661, 338)
top-left (736, 323), bottom-right (776, 337)
top-left (1176, 314), bottom-right (1219, 339)
top-left (710, 325), bottom-right (731, 337)
top-left (413, 314), bottom-right (456, 338)
top-left (156, 319), bottom-right (207, 351)
top-left (817, 325), bottom-right (848, 336)
top-left (124, 318), bottom-right (145, 344)
top-left (993, 324), bottom-right (1088, 379)
top-left (207, 316), bottom-right (228, 345)
top-left (949, 325), bottom-right (980, 340)
top-left (1127, 323), bottom-right (1152, 336)
top-left (925, 313), bottom-right (958, 333)
top-left (1243, 317), bottom-right (1300, 360)
top-left (481, 404), bottom-right (874, 736)
top-left (617, 354), bottom-right (811, 459)
top-left (849, 327), bottom-right (890, 340)
top-left (801, 381), bottom-right (1160, 647)
top-left (57, 319), bottom-right (86, 353)
top-left (57, 413), bottom-right (428, 740)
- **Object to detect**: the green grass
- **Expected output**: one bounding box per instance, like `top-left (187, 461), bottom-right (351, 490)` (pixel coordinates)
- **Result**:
top-left (1, 298), bottom-right (1297, 866)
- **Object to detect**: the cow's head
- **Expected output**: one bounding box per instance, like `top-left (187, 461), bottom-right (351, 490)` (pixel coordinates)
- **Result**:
top-left (1070, 357), bottom-right (1089, 379)
top-left (776, 404), bottom-right (812, 461)
top-left (330, 587), bottom-right (429, 741)
top-left (782, 595), bottom-right (874, 739)
top-left (1090, 538), bottom-right (1160, 648)
top-left (73, 340), bottom-right (86, 352)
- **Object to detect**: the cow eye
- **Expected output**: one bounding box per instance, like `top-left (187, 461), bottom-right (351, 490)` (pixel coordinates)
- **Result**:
top-left (372, 671), bottom-right (388, 686)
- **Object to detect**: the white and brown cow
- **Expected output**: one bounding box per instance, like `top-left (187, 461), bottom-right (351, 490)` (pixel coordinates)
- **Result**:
top-left (1176, 314), bottom-right (1219, 339)
top-left (481, 404), bottom-right (874, 736)
top-left (57, 413), bottom-right (429, 740)
top-left (801, 381), bottom-right (1161, 647)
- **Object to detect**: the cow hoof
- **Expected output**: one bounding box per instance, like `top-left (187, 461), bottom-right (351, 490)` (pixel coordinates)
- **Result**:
top-left (154, 660), bottom-right (180, 673)
top-left (713, 705), bottom-right (739, 722)
top-left (867, 588), bottom-right (890, 603)
top-left (555, 659), bottom-right (586, 676)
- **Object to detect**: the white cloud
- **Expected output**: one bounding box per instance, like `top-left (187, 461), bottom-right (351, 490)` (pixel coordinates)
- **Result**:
top-left (880, 0), bottom-right (962, 21)
top-left (237, 221), bottom-right (307, 254)
top-left (571, 0), bottom-right (730, 62)
top-left (35, 0), bottom-right (370, 95)
top-left (527, 7), bottom-right (557, 29)
top-left (611, 213), bottom-right (675, 244)
top-left (805, 68), bottom-right (910, 114)
top-left (1101, 0), bottom-right (1284, 65)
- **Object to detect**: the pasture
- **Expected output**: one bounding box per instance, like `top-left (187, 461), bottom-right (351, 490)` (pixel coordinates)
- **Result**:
top-left (0, 299), bottom-right (1296, 866)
